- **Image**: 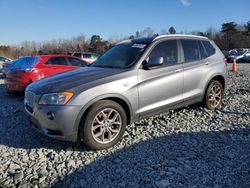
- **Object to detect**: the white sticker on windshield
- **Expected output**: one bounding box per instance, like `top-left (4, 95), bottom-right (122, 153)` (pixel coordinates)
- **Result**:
top-left (132, 44), bottom-right (146, 49)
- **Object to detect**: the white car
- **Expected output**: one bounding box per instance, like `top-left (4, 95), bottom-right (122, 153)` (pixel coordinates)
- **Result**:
top-left (0, 56), bottom-right (12, 73)
top-left (71, 52), bottom-right (99, 64)
top-left (242, 52), bottom-right (250, 63)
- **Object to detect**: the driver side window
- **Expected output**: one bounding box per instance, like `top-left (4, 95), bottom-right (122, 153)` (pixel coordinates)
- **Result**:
top-left (148, 40), bottom-right (178, 66)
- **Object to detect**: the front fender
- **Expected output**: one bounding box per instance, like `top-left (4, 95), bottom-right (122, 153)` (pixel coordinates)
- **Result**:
top-left (72, 93), bottom-right (135, 136)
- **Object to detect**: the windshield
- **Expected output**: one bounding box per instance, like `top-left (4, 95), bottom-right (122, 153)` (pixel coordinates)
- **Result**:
top-left (236, 51), bottom-right (245, 56)
top-left (10, 57), bottom-right (39, 70)
top-left (229, 51), bottom-right (237, 56)
top-left (91, 42), bottom-right (148, 68)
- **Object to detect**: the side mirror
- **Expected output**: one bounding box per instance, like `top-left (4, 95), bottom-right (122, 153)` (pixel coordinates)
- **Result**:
top-left (143, 57), bottom-right (163, 69)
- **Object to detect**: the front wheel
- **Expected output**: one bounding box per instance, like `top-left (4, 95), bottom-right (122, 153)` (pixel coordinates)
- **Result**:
top-left (204, 80), bottom-right (223, 110)
top-left (80, 100), bottom-right (127, 150)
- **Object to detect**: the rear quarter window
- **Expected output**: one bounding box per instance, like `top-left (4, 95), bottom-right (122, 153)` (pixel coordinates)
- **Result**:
top-left (202, 40), bottom-right (216, 57)
top-left (82, 54), bottom-right (92, 58)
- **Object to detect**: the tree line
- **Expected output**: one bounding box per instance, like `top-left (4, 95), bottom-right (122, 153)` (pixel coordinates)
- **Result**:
top-left (1, 21), bottom-right (249, 59)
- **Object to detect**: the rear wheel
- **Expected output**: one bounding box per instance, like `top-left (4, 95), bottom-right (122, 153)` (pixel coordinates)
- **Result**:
top-left (80, 100), bottom-right (127, 150)
top-left (204, 80), bottom-right (223, 110)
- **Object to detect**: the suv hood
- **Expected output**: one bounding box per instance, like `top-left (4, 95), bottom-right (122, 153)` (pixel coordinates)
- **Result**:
top-left (26, 67), bottom-right (126, 94)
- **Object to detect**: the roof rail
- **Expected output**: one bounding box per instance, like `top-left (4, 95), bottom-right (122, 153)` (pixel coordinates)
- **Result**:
top-left (154, 34), bottom-right (208, 41)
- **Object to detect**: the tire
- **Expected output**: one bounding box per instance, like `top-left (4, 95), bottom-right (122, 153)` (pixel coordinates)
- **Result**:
top-left (80, 100), bottom-right (127, 150)
top-left (204, 80), bottom-right (223, 111)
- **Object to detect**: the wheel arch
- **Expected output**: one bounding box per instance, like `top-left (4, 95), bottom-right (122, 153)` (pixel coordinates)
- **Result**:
top-left (74, 94), bottom-right (133, 141)
top-left (203, 74), bottom-right (226, 100)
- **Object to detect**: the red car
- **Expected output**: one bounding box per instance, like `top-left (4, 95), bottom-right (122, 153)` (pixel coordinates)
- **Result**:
top-left (5, 54), bottom-right (88, 91)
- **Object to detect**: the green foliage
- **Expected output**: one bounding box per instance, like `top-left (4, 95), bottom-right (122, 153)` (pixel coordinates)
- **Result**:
top-left (168, 26), bottom-right (176, 34)
top-left (128, 35), bottom-right (135, 40)
top-left (244, 21), bottom-right (250, 34)
top-left (221, 22), bottom-right (238, 33)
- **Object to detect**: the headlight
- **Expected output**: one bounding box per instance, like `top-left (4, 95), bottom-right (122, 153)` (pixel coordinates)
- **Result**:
top-left (39, 92), bottom-right (74, 105)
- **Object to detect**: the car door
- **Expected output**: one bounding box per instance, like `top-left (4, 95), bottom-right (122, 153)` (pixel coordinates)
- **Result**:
top-left (181, 39), bottom-right (209, 102)
top-left (43, 57), bottom-right (74, 77)
top-left (137, 39), bottom-right (183, 118)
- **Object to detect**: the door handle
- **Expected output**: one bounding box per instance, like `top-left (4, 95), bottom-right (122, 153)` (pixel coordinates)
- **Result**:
top-left (174, 69), bottom-right (181, 73)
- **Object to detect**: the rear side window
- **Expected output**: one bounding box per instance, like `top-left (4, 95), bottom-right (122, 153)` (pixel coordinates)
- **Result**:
top-left (82, 54), bottom-right (92, 58)
top-left (181, 40), bottom-right (200, 62)
top-left (202, 40), bottom-right (215, 57)
top-left (67, 57), bottom-right (86, 67)
top-left (46, 57), bottom-right (68, 66)
top-left (148, 40), bottom-right (178, 66)
top-left (92, 54), bottom-right (99, 59)
top-left (73, 53), bottom-right (81, 58)
top-left (10, 57), bottom-right (39, 70)
top-left (198, 41), bottom-right (207, 59)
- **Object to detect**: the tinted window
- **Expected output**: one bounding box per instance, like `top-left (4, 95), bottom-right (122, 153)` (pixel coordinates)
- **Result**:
top-left (92, 54), bottom-right (99, 59)
top-left (202, 40), bottom-right (215, 56)
top-left (82, 54), bottom-right (92, 58)
top-left (148, 40), bottom-right (178, 66)
top-left (46, 57), bottom-right (68, 66)
top-left (73, 53), bottom-right (81, 58)
top-left (0, 57), bottom-right (5, 61)
top-left (10, 57), bottom-right (39, 70)
top-left (182, 40), bottom-right (200, 62)
top-left (198, 41), bottom-right (207, 59)
top-left (67, 57), bottom-right (85, 67)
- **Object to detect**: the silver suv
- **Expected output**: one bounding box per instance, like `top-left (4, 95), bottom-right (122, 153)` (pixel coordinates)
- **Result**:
top-left (25, 35), bottom-right (227, 150)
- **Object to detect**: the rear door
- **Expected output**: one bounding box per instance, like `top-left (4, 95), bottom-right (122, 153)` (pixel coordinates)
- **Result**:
top-left (181, 39), bottom-right (209, 101)
top-left (138, 39), bottom-right (183, 117)
top-left (42, 57), bottom-right (74, 77)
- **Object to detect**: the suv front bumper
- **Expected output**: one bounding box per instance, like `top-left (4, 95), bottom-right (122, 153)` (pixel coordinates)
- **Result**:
top-left (25, 103), bottom-right (82, 142)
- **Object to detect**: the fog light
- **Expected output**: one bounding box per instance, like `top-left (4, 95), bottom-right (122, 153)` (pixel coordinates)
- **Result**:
top-left (47, 111), bottom-right (54, 120)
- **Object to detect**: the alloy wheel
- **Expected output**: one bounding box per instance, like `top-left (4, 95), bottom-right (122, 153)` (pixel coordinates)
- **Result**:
top-left (208, 84), bottom-right (222, 108)
top-left (91, 108), bottom-right (122, 144)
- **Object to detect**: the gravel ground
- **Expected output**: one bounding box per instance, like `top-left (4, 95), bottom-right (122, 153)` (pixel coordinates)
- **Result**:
top-left (0, 64), bottom-right (249, 188)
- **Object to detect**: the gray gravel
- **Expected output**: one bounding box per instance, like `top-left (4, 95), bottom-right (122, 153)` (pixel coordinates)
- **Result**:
top-left (0, 64), bottom-right (250, 188)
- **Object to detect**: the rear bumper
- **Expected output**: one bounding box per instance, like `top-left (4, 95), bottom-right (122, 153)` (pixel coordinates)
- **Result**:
top-left (4, 78), bottom-right (28, 91)
top-left (25, 103), bottom-right (82, 142)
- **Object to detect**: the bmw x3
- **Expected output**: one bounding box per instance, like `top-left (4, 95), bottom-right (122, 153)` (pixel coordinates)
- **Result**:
top-left (25, 35), bottom-right (227, 150)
